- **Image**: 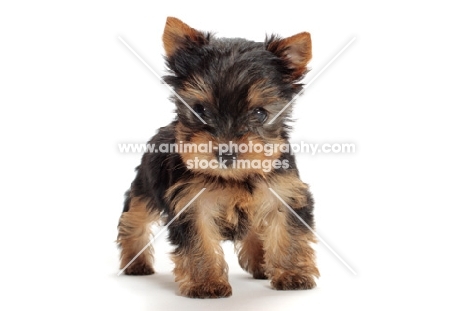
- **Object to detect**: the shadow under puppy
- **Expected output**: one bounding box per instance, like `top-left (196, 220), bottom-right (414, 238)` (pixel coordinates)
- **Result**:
top-left (117, 17), bottom-right (319, 298)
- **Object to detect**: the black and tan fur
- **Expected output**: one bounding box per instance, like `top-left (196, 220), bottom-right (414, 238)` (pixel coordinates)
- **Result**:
top-left (117, 17), bottom-right (319, 298)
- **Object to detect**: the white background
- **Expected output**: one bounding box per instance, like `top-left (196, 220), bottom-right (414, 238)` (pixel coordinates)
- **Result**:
top-left (1, 1), bottom-right (467, 310)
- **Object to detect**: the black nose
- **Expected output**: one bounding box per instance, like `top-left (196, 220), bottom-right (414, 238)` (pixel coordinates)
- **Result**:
top-left (219, 152), bottom-right (237, 167)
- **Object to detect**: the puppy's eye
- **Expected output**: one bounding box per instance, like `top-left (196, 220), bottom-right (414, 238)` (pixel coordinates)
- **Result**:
top-left (252, 107), bottom-right (268, 123)
top-left (193, 104), bottom-right (206, 116)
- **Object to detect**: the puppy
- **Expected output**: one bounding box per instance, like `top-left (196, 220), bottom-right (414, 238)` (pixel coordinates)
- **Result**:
top-left (117, 17), bottom-right (319, 298)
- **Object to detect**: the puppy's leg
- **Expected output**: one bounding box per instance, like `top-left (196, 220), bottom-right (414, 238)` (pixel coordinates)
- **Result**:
top-left (171, 214), bottom-right (231, 297)
top-left (168, 190), bottom-right (231, 298)
top-left (117, 196), bottom-right (159, 275)
top-left (258, 177), bottom-right (320, 290)
top-left (236, 227), bottom-right (267, 279)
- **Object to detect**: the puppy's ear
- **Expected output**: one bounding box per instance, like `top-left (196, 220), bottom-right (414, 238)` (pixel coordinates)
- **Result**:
top-left (163, 17), bottom-right (209, 57)
top-left (266, 32), bottom-right (312, 81)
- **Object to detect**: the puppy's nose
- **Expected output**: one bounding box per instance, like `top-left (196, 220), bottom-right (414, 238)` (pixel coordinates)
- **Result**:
top-left (219, 152), bottom-right (237, 167)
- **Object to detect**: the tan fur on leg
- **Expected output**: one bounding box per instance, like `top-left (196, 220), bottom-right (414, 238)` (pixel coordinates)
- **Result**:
top-left (253, 175), bottom-right (320, 290)
top-left (171, 190), bottom-right (232, 298)
top-left (117, 197), bottom-right (160, 275)
top-left (235, 228), bottom-right (267, 279)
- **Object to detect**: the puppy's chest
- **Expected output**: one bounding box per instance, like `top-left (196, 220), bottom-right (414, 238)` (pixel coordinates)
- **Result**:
top-left (200, 185), bottom-right (262, 241)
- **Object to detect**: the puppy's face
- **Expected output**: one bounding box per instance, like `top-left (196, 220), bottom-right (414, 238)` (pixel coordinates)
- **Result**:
top-left (162, 17), bottom-right (312, 179)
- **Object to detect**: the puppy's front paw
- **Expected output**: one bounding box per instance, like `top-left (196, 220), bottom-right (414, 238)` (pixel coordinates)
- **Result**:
top-left (122, 260), bottom-right (155, 276)
top-left (182, 281), bottom-right (232, 298)
top-left (252, 270), bottom-right (268, 280)
top-left (271, 272), bottom-right (316, 290)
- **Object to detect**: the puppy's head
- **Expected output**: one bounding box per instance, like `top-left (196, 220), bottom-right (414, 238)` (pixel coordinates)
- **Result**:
top-left (162, 17), bottom-right (312, 180)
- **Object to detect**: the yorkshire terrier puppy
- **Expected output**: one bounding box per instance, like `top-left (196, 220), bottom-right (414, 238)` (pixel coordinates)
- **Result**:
top-left (117, 17), bottom-right (319, 298)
